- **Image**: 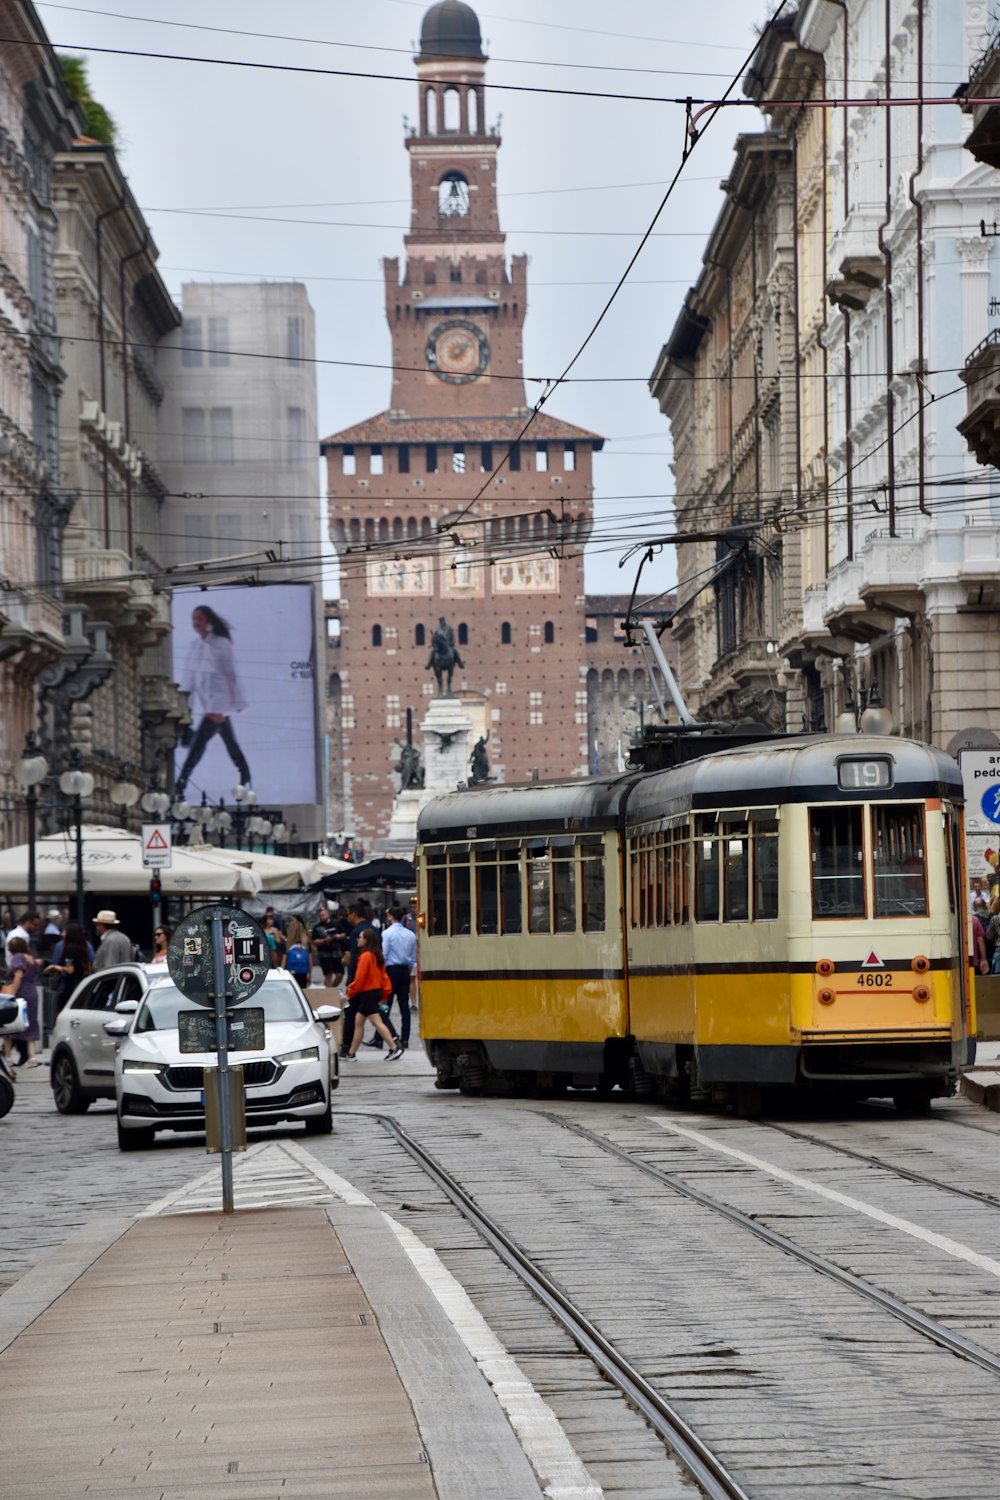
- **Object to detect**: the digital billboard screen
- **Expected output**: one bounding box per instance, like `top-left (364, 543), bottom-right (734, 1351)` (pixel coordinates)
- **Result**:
top-left (171, 583), bottom-right (318, 807)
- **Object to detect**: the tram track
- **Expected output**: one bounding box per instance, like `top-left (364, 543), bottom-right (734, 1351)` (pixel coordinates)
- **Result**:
top-left (338, 1109), bottom-right (749, 1500)
top-left (756, 1117), bottom-right (1000, 1207)
top-left (540, 1112), bottom-right (1000, 1381)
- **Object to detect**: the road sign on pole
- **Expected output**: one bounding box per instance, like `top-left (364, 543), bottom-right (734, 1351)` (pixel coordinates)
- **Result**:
top-left (141, 823), bottom-right (172, 869)
top-left (166, 904), bottom-right (270, 1213)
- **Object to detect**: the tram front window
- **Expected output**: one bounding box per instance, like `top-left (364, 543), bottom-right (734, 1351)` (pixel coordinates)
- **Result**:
top-left (476, 850), bottom-right (499, 934)
top-left (873, 804), bottom-right (927, 917)
top-left (499, 845), bottom-right (522, 933)
top-left (552, 846), bottom-right (576, 933)
top-left (695, 815), bottom-right (720, 922)
top-left (449, 854), bottom-right (472, 934)
top-left (580, 838), bottom-right (605, 932)
top-left (528, 849), bottom-right (551, 933)
top-left (811, 806), bottom-right (865, 917)
top-left (427, 852), bottom-right (448, 935)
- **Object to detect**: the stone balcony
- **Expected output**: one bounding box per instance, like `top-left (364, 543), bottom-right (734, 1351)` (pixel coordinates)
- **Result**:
top-left (959, 329), bottom-right (1000, 467)
top-left (856, 529), bottom-right (924, 619)
top-left (816, 556), bottom-right (897, 645)
top-left (959, 45), bottom-right (1000, 168)
top-left (0, 588), bottom-right (65, 664)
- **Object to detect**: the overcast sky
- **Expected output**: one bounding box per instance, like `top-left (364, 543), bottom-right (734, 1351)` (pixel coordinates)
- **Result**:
top-left (37, 0), bottom-right (777, 600)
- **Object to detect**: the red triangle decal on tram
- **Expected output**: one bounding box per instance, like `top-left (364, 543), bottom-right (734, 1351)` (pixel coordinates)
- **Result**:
top-left (862, 950), bottom-right (883, 968)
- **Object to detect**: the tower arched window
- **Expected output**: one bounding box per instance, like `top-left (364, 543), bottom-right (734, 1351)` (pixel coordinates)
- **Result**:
top-left (372, 625), bottom-right (382, 647)
top-left (378, 517), bottom-right (388, 541)
top-left (544, 621), bottom-right (554, 644)
top-left (442, 87), bottom-right (460, 132)
top-left (458, 623), bottom-right (468, 646)
top-left (468, 87), bottom-right (480, 134)
top-left (415, 623), bottom-right (425, 647)
top-left (438, 172), bottom-right (470, 218)
top-left (501, 622), bottom-right (512, 644)
top-left (393, 517), bottom-right (403, 540)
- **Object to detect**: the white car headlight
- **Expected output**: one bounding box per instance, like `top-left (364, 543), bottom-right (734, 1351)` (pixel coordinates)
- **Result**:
top-left (122, 1060), bottom-right (166, 1075)
top-left (276, 1046), bottom-right (319, 1065)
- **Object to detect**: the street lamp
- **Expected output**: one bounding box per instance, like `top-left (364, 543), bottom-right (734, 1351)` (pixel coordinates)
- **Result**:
top-left (14, 732), bottom-right (49, 923)
top-left (231, 784), bottom-right (256, 849)
top-left (208, 801), bottom-right (233, 846)
top-left (59, 751), bottom-right (95, 925)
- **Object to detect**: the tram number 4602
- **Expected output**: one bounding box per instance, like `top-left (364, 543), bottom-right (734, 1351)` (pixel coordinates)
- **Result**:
top-left (856, 972), bottom-right (893, 987)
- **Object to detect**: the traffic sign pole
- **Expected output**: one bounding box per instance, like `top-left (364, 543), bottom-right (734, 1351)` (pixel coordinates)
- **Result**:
top-left (211, 911), bottom-right (235, 1214)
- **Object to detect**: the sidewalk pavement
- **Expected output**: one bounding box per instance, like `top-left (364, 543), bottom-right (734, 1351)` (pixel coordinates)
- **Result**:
top-left (0, 1193), bottom-right (544, 1499)
top-left (960, 1040), bottom-right (1000, 1113)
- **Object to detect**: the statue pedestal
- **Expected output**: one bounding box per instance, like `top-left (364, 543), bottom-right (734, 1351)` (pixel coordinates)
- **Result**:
top-left (379, 697), bottom-right (474, 857)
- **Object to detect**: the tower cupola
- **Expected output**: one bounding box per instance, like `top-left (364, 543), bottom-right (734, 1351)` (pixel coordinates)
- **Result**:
top-left (418, 0), bottom-right (484, 60)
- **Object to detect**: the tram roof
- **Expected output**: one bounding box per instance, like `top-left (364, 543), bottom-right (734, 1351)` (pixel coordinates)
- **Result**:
top-left (627, 733), bottom-right (963, 819)
top-left (416, 734), bottom-right (963, 843)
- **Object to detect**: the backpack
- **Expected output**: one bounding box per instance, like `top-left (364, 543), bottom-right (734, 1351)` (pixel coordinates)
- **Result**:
top-left (287, 943), bottom-right (310, 977)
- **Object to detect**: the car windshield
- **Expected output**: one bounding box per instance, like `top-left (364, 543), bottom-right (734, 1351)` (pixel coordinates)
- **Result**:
top-left (134, 982), bottom-right (309, 1033)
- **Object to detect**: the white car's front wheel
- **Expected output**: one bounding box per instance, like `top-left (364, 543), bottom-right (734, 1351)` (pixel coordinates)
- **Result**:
top-left (116, 1109), bottom-right (156, 1151)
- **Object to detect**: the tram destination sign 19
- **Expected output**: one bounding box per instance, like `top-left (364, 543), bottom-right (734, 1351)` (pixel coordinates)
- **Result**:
top-left (167, 903), bottom-right (271, 1008)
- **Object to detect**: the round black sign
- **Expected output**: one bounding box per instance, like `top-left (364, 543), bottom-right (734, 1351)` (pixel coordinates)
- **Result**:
top-left (166, 903), bottom-right (271, 1009)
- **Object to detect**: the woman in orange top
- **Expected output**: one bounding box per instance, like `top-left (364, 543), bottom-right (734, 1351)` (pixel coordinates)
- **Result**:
top-left (344, 929), bottom-right (403, 1060)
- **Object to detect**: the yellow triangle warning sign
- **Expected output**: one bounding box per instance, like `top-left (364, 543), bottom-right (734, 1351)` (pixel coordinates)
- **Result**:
top-left (861, 949), bottom-right (883, 968)
top-left (146, 828), bottom-right (169, 851)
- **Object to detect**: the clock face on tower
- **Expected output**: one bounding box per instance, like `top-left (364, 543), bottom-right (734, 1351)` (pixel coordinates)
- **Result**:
top-left (425, 319), bottom-right (490, 384)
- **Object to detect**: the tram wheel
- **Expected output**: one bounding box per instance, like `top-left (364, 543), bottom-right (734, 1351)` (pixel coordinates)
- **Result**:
top-left (735, 1083), bottom-right (763, 1119)
top-left (892, 1083), bottom-right (934, 1116)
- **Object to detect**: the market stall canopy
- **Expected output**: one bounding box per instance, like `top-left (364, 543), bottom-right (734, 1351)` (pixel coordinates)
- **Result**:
top-left (0, 825), bottom-right (261, 896)
top-left (186, 845), bottom-right (349, 892)
top-left (308, 856), bottom-right (416, 894)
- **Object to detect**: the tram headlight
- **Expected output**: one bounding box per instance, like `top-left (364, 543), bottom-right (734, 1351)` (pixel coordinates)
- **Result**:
top-left (816, 958), bottom-right (835, 976)
top-left (818, 987), bottom-right (836, 1005)
top-left (911, 955), bottom-right (929, 974)
top-left (912, 984), bottom-right (930, 1003)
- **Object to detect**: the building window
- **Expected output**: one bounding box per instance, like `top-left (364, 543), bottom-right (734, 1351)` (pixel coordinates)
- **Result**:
top-left (495, 681), bottom-right (507, 693)
top-left (287, 406), bottom-right (306, 465)
top-left (544, 621), bottom-right (554, 643)
top-left (181, 317), bottom-right (202, 367)
top-left (528, 623), bottom-right (541, 639)
top-left (564, 443), bottom-right (576, 472)
top-left (371, 446), bottom-right (384, 476)
top-left (535, 446), bottom-right (548, 472)
top-left (184, 512), bottom-right (211, 562)
top-left (181, 406), bottom-right (206, 462)
top-left (372, 624), bottom-right (382, 647)
top-left (208, 316), bottom-right (229, 367)
top-left (399, 444), bottom-right (410, 473)
top-left (529, 689), bottom-right (543, 726)
top-left (480, 443), bottom-right (493, 472)
top-left (450, 266), bottom-right (462, 283)
top-left (501, 621), bottom-right (511, 644)
top-left (210, 407), bottom-right (234, 463)
top-left (508, 444), bottom-right (521, 472)
top-left (585, 617), bottom-right (598, 643)
top-left (458, 623), bottom-right (468, 645)
top-left (426, 444), bottom-right (438, 473)
top-left (386, 694), bottom-right (401, 729)
top-left (415, 623), bottom-right (425, 646)
top-left (287, 316), bottom-right (306, 365)
top-left (343, 446), bottom-right (356, 476)
top-left (452, 445), bottom-right (465, 474)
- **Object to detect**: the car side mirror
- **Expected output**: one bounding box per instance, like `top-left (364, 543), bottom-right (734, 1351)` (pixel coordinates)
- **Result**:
top-left (115, 999), bottom-right (139, 1014)
top-left (313, 1005), bottom-right (342, 1023)
top-left (103, 1017), bottom-right (131, 1037)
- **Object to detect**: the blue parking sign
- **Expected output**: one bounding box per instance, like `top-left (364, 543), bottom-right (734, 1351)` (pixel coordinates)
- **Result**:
top-left (981, 785), bottom-right (1000, 824)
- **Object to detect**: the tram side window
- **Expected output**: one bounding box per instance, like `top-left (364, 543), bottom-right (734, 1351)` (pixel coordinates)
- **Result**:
top-left (580, 837), bottom-right (605, 932)
top-left (499, 845), bottom-right (522, 933)
top-left (670, 826), bottom-right (689, 925)
top-left (449, 854), bottom-right (472, 934)
top-left (528, 848), bottom-right (551, 933)
top-left (723, 822), bottom-right (749, 922)
top-left (811, 807), bottom-right (865, 917)
top-left (695, 816), bottom-right (720, 922)
top-left (552, 844), bottom-right (576, 933)
top-left (427, 853), bottom-right (448, 936)
top-left (753, 819), bottom-right (779, 920)
top-left (476, 850), bottom-right (499, 934)
top-left (872, 804), bottom-right (927, 917)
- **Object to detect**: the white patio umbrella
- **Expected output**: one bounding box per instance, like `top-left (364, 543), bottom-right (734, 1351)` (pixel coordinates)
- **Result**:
top-left (187, 845), bottom-right (333, 892)
top-left (0, 825), bottom-right (261, 897)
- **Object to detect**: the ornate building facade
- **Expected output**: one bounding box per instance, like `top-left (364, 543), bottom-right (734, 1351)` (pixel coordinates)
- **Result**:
top-left (654, 0), bottom-right (1000, 752)
top-left (322, 0), bottom-right (603, 845)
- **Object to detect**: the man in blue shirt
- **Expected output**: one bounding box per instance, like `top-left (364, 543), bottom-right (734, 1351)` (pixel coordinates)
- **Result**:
top-left (380, 907), bottom-right (417, 1051)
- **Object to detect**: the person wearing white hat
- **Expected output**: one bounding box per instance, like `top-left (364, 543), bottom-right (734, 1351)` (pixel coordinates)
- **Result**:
top-left (93, 911), bottom-right (132, 970)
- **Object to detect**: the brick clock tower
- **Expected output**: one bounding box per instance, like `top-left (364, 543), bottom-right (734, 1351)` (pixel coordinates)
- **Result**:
top-left (322, 0), bottom-right (603, 847)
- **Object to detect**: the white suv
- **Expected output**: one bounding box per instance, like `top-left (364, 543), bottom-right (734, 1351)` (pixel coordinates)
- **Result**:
top-left (49, 964), bottom-right (152, 1114)
top-left (108, 970), bottom-right (340, 1150)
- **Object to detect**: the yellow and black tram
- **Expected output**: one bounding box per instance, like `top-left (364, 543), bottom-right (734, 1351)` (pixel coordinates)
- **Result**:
top-left (415, 733), bottom-right (972, 1112)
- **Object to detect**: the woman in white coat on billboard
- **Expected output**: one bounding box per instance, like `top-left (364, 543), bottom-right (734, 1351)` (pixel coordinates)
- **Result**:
top-left (175, 603), bottom-right (251, 797)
